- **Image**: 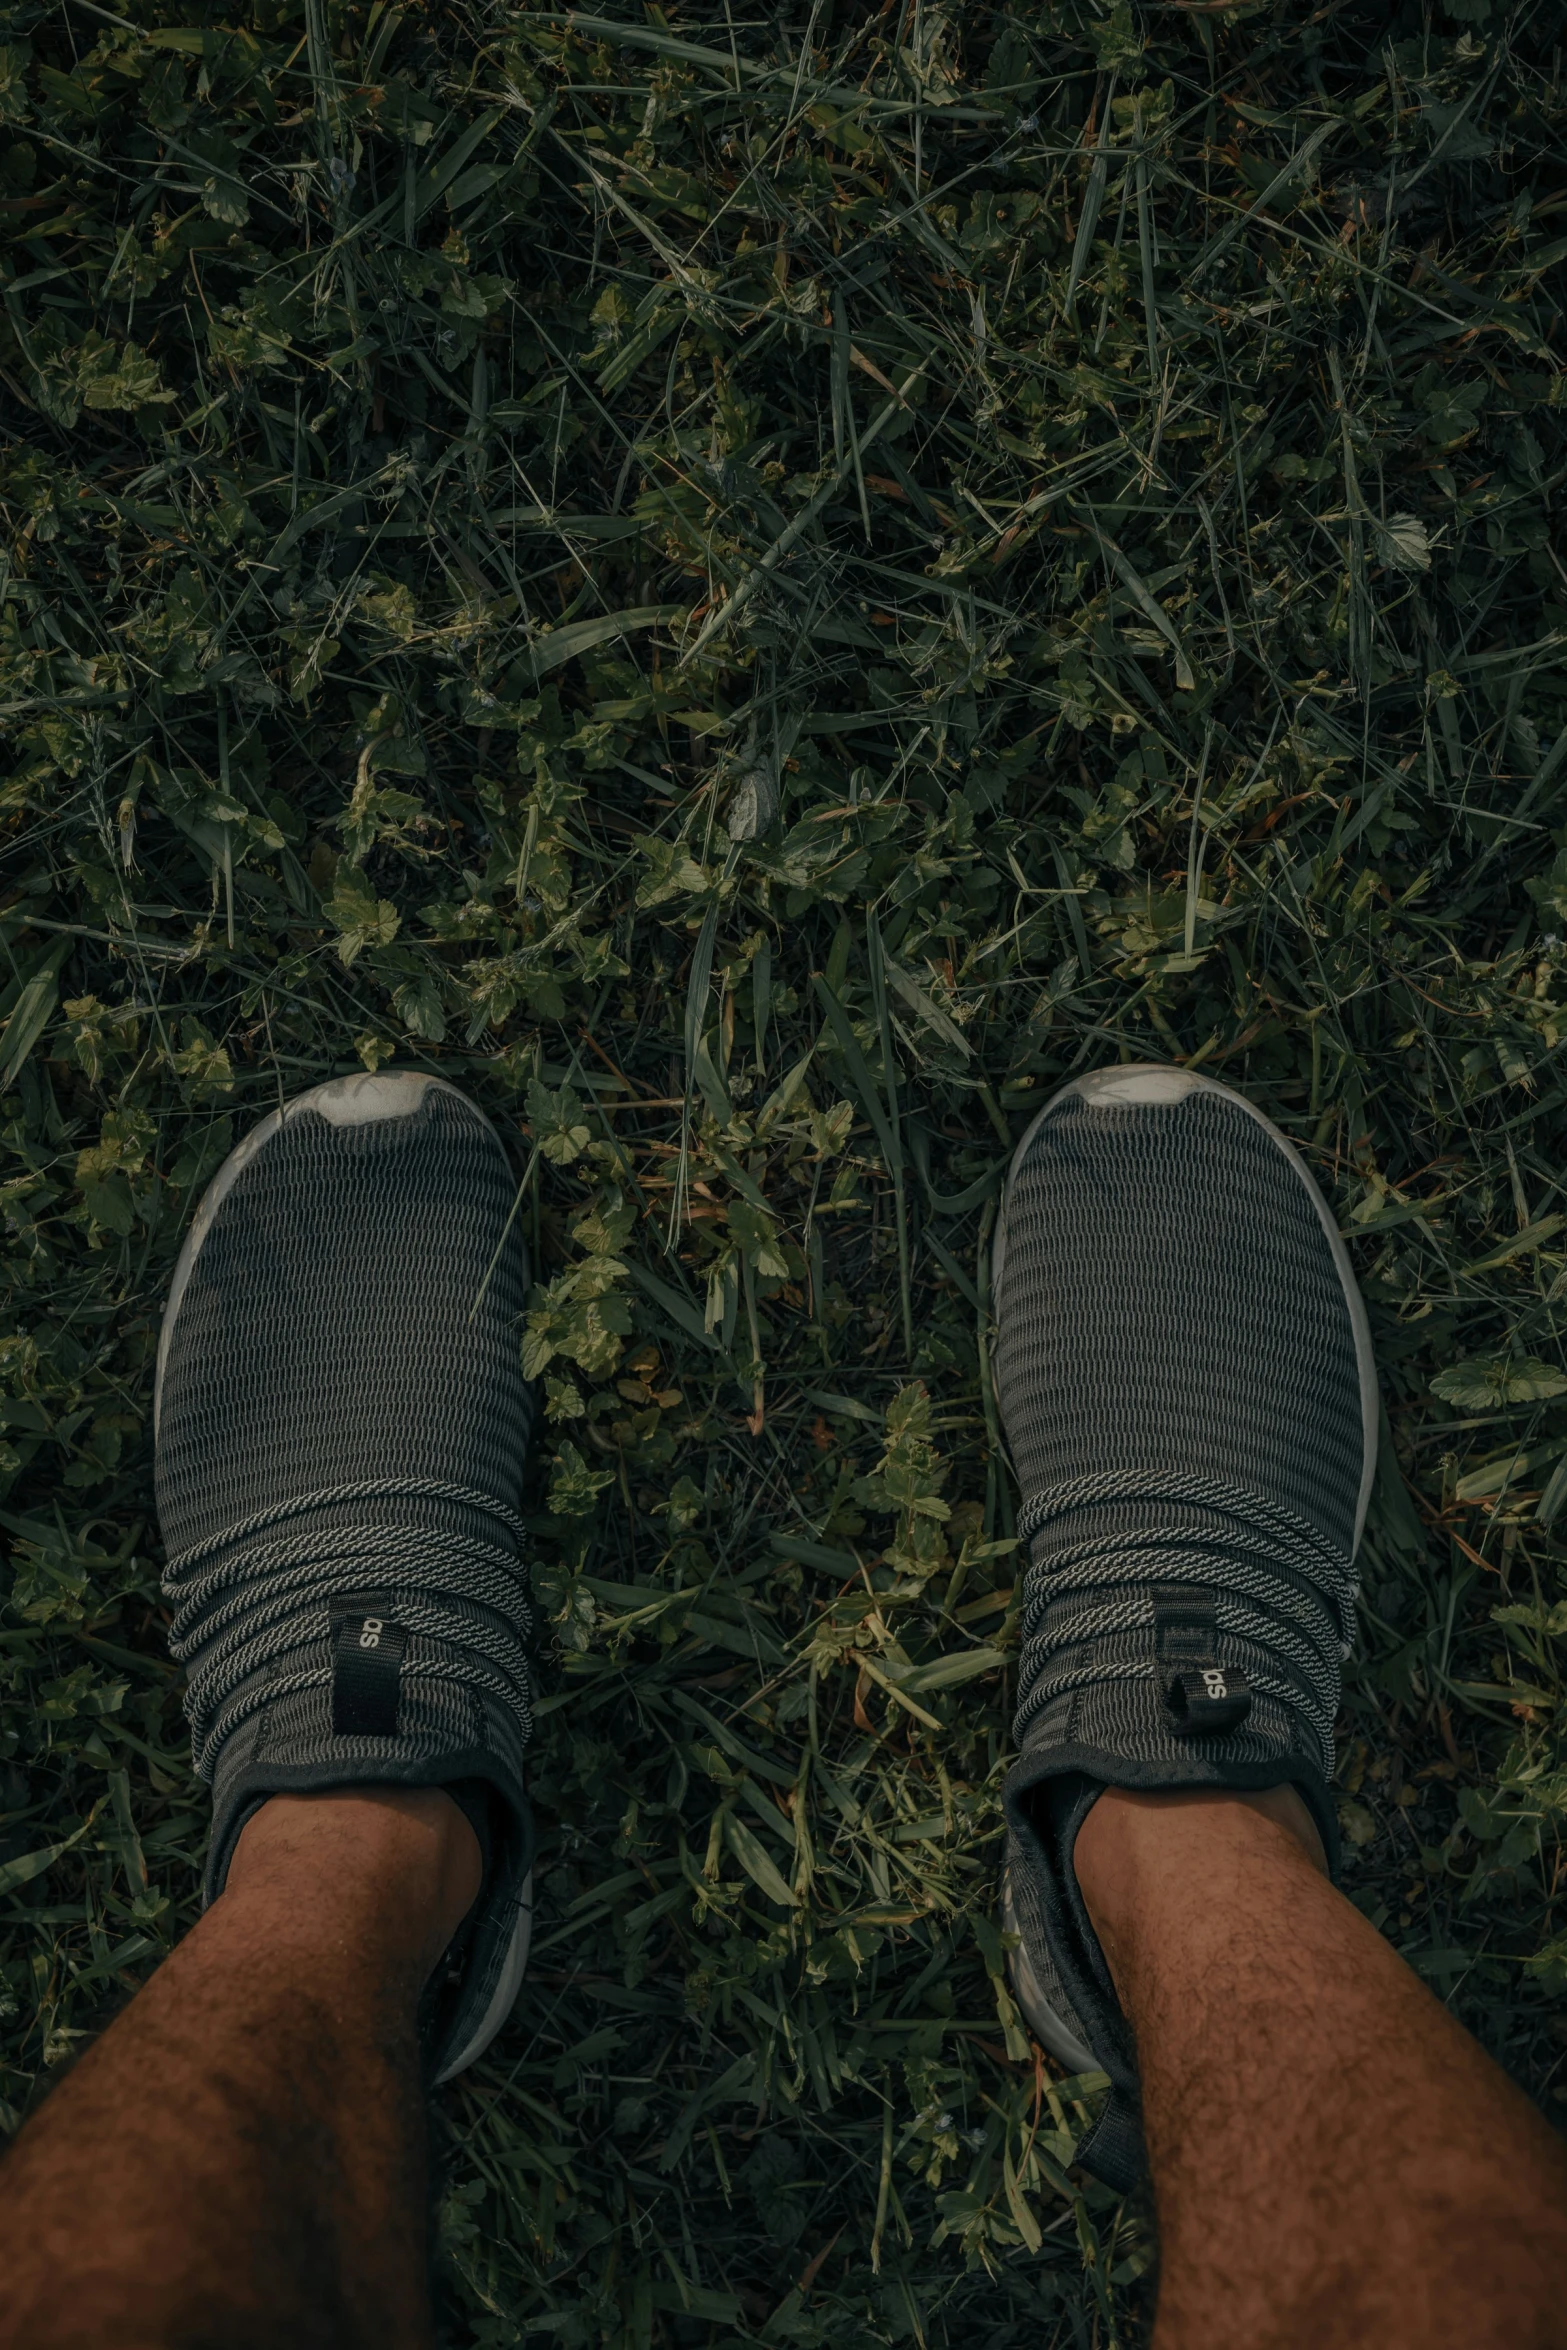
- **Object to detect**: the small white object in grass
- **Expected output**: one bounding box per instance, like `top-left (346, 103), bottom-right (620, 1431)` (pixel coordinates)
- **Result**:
top-left (726, 764), bottom-right (778, 841)
top-left (1374, 513), bottom-right (1433, 574)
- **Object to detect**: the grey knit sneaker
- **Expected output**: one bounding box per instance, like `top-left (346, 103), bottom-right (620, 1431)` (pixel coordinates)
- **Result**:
top-left (154, 1071), bottom-right (537, 2083)
top-left (996, 1066), bottom-right (1376, 2186)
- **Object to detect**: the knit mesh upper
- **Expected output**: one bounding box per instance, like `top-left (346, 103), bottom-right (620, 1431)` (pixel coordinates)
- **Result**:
top-left (154, 1078), bottom-right (537, 2079)
top-left (157, 1089), bottom-right (530, 1551)
top-left (996, 1085), bottom-right (1362, 1541)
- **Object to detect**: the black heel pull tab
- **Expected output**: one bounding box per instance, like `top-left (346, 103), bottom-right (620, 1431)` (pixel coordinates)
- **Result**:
top-left (331, 1606), bottom-right (408, 1737)
top-left (1154, 1586), bottom-right (1252, 1737)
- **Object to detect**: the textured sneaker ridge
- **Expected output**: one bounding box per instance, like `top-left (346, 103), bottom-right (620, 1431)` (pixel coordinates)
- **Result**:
top-left (154, 1072), bottom-right (538, 2084)
top-left (994, 1066), bottom-right (1375, 2187)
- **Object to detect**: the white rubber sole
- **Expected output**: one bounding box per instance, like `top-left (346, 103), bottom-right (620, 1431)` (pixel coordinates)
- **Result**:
top-left (1001, 1864), bottom-right (1097, 2074)
top-left (433, 1872), bottom-right (535, 2084)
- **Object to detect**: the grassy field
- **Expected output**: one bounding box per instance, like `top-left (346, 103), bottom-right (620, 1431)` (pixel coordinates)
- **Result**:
top-left (2, 0), bottom-right (1566, 2339)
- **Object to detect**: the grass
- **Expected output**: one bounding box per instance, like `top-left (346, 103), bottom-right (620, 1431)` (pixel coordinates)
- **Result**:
top-left (2, 0), bottom-right (1566, 2339)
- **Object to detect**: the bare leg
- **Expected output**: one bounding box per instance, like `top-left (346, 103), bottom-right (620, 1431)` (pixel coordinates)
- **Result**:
top-left (1075, 1787), bottom-right (1567, 2350)
top-left (0, 1788), bottom-right (480, 2350)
